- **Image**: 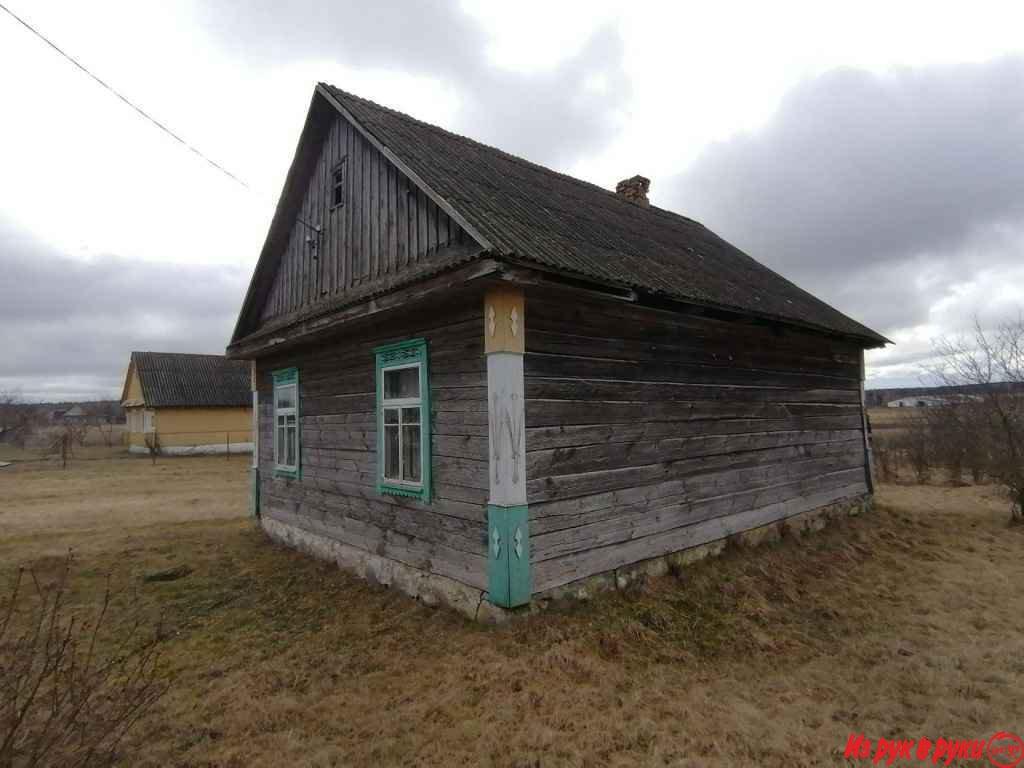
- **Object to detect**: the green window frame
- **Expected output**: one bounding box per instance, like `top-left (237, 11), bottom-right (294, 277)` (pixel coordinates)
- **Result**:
top-left (272, 367), bottom-right (300, 479)
top-left (375, 339), bottom-right (431, 502)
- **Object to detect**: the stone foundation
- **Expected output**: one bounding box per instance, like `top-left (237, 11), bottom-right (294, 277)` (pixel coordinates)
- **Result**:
top-left (130, 442), bottom-right (253, 456)
top-left (260, 515), bottom-right (498, 622)
top-left (536, 493), bottom-right (872, 604)
top-left (260, 494), bottom-right (871, 623)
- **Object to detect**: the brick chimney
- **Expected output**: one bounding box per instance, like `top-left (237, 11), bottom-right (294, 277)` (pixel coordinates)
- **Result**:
top-left (615, 175), bottom-right (650, 207)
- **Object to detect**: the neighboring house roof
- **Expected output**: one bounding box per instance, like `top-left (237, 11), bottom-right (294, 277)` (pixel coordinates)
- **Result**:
top-left (63, 405), bottom-right (86, 418)
top-left (123, 352), bottom-right (250, 408)
top-left (233, 84), bottom-right (887, 347)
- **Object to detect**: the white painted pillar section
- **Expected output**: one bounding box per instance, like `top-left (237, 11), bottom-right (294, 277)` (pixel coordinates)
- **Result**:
top-left (250, 360), bottom-right (261, 518)
top-left (860, 349), bottom-right (875, 494)
top-left (251, 390), bottom-right (259, 469)
top-left (487, 353), bottom-right (526, 506)
top-left (251, 360), bottom-right (259, 470)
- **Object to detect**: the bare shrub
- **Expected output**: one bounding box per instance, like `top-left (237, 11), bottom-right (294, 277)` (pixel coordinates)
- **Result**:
top-left (64, 421), bottom-right (89, 449)
top-left (922, 405), bottom-right (967, 485)
top-left (872, 433), bottom-right (899, 483)
top-left (895, 415), bottom-right (932, 484)
top-left (930, 316), bottom-right (1024, 523)
top-left (91, 416), bottom-right (117, 449)
top-left (0, 557), bottom-right (167, 767)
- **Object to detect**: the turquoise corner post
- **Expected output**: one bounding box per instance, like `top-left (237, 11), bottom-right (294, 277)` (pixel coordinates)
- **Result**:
top-left (250, 467), bottom-right (261, 518)
top-left (484, 286), bottom-right (531, 609)
top-left (488, 504), bottom-right (530, 607)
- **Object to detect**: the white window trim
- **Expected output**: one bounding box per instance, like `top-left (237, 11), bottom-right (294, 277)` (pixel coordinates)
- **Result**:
top-left (273, 379), bottom-right (299, 474)
top-left (380, 361), bottom-right (424, 488)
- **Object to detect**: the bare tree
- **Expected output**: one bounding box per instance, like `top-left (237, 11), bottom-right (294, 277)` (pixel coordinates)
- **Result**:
top-left (94, 421), bottom-right (116, 448)
top-left (0, 556), bottom-right (168, 766)
top-left (58, 420), bottom-right (89, 453)
top-left (0, 392), bottom-right (37, 449)
top-left (930, 315), bottom-right (1024, 522)
top-left (0, 390), bottom-right (19, 432)
top-left (143, 433), bottom-right (161, 466)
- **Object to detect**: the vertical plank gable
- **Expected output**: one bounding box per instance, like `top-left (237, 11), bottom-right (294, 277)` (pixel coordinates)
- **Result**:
top-left (257, 112), bottom-right (479, 327)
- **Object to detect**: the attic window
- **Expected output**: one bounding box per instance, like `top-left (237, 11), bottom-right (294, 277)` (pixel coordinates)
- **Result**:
top-left (331, 158), bottom-right (347, 209)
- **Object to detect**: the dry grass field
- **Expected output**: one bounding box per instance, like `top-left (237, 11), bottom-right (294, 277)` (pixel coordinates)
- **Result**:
top-left (866, 406), bottom-right (919, 432)
top-left (2, 454), bottom-right (1023, 767)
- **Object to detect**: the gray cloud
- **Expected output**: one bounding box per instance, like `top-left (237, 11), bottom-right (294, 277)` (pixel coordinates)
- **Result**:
top-left (0, 217), bottom-right (247, 401)
top-left (198, 0), bottom-right (629, 167)
top-left (663, 57), bottom-right (1024, 336)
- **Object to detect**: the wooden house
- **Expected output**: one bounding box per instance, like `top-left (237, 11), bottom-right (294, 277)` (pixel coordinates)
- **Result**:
top-left (120, 352), bottom-right (253, 455)
top-left (227, 84), bottom-right (887, 618)
top-left (61, 405), bottom-right (88, 422)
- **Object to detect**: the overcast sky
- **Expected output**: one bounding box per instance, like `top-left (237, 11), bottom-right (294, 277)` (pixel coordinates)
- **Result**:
top-left (1, 0), bottom-right (1023, 400)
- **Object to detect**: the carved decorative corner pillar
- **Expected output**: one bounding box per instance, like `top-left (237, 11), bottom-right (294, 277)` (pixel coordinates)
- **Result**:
top-left (484, 287), bottom-right (530, 607)
top-left (250, 360), bottom-right (261, 518)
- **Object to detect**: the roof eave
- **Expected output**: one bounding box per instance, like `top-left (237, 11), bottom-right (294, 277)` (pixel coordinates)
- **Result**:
top-left (495, 256), bottom-right (889, 348)
top-left (226, 257), bottom-right (503, 359)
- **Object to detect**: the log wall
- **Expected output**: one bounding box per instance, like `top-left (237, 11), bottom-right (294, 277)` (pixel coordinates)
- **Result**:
top-left (524, 291), bottom-right (870, 593)
top-left (256, 299), bottom-right (489, 590)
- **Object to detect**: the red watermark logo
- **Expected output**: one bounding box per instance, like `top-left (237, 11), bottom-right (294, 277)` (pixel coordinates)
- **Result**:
top-left (843, 732), bottom-right (1024, 767)
top-left (990, 733), bottom-right (1024, 768)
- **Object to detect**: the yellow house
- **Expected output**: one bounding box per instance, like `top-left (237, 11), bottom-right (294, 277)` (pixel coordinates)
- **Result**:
top-left (120, 351), bottom-right (253, 455)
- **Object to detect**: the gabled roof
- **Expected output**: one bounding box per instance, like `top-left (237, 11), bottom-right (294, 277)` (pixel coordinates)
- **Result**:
top-left (122, 352), bottom-right (250, 409)
top-left (233, 84), bottom-right (887, 347)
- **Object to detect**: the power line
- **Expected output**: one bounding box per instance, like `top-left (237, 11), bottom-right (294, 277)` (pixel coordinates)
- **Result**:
top-left (0, 1), bottom-right (250, 189)
top-left (0, 2), bottom-right (325, 236)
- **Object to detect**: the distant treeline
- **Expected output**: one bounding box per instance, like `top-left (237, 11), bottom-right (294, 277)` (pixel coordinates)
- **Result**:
top-left (35, 399), bottom-right (123, 413)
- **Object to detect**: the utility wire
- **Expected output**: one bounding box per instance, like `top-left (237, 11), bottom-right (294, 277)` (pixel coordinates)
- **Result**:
top-left (0, 1), bottom-right (251, 189)
top-left (0, 2), bottom-right (324, 236)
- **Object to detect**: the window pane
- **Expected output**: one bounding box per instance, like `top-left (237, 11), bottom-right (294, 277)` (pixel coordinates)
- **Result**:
top-left (332, 177), bottom-right (344, 206)
top-left (402, 425), bottom-right (421, 482)
top-left (384, 408), bottom-right (399, 425)
top-left (402, 406), bottom-right (420, 425)
top-left (276, 384), bottom-right (296, 410)
top-left (286, 414), bottom-right (296, 426)
top-left (277, 425), bottom-right (285, 464)
top-left (384, 366), bottom-right (419, 399)
top-left (286, 426), bottom-right (297, 467)
top-left (384, 425), bottom-right (400, 479)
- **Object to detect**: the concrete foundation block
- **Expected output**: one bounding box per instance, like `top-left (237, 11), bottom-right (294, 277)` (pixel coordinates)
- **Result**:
top-left (261, 516), bottom-right (487, 621)
top-left (535, 494), bottom-right (871, 605)
top-left (261, 494), bottom-right (870, 623)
